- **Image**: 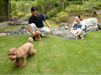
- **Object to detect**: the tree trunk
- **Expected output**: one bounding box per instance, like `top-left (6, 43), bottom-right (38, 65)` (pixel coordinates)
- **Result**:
top-left (80, 0), bottom-right (83, 5)
top-left (62, 0), bottom-right (65, 11)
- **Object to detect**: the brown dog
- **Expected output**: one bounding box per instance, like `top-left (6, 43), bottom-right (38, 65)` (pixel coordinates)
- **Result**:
top-left (35, 31), bottom-right (41, 41)
top-left (28, 31), bottom-right (41, 42)
top-left (7, 43), bottom-right (36, 68)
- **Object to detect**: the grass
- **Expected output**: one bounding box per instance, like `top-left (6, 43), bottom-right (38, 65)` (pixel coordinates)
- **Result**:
top-left (0, 20), bottom-right (56, 32)
top-left (0, 25), bottom-right (21, 32)
top-left (0, 20), bottom-right (101, 74)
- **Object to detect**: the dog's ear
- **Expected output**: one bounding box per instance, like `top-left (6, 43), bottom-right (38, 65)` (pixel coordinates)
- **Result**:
top-left (16, 48), bottom-right (24, 58)
top-left (39, 31), bottom-right (41, 35)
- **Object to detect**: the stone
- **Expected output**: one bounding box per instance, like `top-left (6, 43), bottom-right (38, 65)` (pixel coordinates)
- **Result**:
top-left (0, 21), bottom-right (9, 29)
top-left (11, 16), bottom-right (20, 25)
top-left (63, 33), bottom-right (78, 40)
top-left (52, 27), bottom-right (77, 40)
top-left (98, 23), bottom-right (101, 29)
top-left (83, 18), bottom-right (99, 31)
top-left (95, 10), bottom-right (101, 15)
top-left (60, 22), bottom-right (69, 27)
top-left (0, 33), bottom-right (7, 36)
top-left (19, 18), bottom-right (28, 23)
top-left (20, 21), bottom-right (28, 25)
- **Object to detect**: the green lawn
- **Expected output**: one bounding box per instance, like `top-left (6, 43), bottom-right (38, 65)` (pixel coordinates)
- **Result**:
top-left (0, 21), bottom-right (101, 74)
top-left (0, 25), bottom-right (21, 32)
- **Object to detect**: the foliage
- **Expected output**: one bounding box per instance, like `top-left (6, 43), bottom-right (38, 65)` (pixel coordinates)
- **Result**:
top-left (26, 13), bottom-right (32, 18)
top-left (11, 1), bottom-right (18, 16)
top-left (17, 12), bottom-right (24, 18)
top-left (71, 1), bottom-right (81, 5)
top-left (46, 6), bottom-right (62, 18)
top-left (54, 11), bottom-right (69, 23)
top-left (83, 0), bottom-right (96, 16)
top-left (64, 5), bottom-right (84, 16)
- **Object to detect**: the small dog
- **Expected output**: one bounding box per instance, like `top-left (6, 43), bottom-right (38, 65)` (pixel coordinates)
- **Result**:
top-left (35, 31), bottom-right (41, 41)
top-left (7, 43), bottom-right (36, 68)
top-left (28, 31), bottom-right (41, 42)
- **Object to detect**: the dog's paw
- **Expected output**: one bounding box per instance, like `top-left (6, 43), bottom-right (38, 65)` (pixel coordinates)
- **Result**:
top-left (19, 65), bottom-right (24, 68)
top-left (28, 37), bottom-right (33, 42)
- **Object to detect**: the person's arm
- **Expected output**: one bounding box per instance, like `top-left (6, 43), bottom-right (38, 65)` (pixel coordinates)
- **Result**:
top-left (44, 20), bottom-right (53, 34)
top-left (69, 21), bottom-right (75, 33)
top-left (28, 24), bottom-right (35, 36)
top-left (69, 27), bottom-right (74, 33)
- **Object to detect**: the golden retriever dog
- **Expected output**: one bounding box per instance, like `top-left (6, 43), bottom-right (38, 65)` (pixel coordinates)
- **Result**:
top-left (7, 43), bottom-right (36, 68)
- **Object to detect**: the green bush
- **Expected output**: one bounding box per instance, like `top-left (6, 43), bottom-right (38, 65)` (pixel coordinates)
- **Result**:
top-left (26, 13), bottom-right (32, 18)
top-left (18, 12), bottom-right (24, 18)
top-left (71, 1), bottom-right (81, 5)
top-left (46, 6), bottom-right (62, 18)
top-left (54, 11), bottom-right (69, 23)
top-left (64, 5), bottom-right (84, 16)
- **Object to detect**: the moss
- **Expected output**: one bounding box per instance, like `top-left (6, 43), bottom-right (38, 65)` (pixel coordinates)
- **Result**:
top-left (97, 15), bottom-right (101, 23)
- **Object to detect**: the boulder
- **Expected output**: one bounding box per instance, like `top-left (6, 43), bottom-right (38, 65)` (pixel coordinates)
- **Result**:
top-left (52, 27), bottom-right (77, 40)
top-left (20, 21), bottom-right (28, 25)
top-left (0, 33), bottom-right (7, 36)
top-left (98, 23), bottom-right (101, 29)
top-left (83, 18), bottom-right (99, 31)
top-left (11, 16), bottom-right (20, 25)
top-left (95, 10), bottom-right (101, 15)
top-left (63, 33), bottom-right (78, 40)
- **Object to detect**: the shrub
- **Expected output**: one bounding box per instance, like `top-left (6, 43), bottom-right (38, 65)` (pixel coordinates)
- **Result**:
top-left (46, 6), bottom-right (62, 18)
top-left (18, 12), bottom-right (24, 18)
top-left (64, 5), bottom-right (84, 16)
top-left (71, 1), bottom-right (81, 5)
top-left (26, 13), bottom-right (32, 18)
top-left (54, 12), bottom-right (69, 23)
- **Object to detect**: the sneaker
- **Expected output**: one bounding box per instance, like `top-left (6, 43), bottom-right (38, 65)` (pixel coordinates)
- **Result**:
top-left (40, 34), bottom-right (43, 37)
top-left (81, 37), bottom-right (85, 40)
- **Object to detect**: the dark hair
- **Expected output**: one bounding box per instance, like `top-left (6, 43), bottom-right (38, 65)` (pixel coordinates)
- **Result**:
top-left (31, 6), bottom-right (38, 11)
top-left (76, 15), bottom-right (82, 21)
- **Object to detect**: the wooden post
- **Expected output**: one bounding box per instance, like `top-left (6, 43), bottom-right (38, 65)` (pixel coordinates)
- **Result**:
top-left (7, 0), bottom-right (10, 21)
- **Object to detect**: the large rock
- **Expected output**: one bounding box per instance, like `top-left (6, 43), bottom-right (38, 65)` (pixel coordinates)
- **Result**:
top-left (10, 16), bottom-right (20, 25)
top-left (20, 21), bottom-right (28, 25)
top-left (52, 27), bottom-right (77, 40)
top-left (0, 33), bottom-right (7, 36)
top-left (95, 10), bottom-right (101, 15)
top-left (6, 25), bottom-right (31, 35)
top-left (98, 23), bottom-right (101, 29)
top-left (83, 18), bottom-right (99, 31)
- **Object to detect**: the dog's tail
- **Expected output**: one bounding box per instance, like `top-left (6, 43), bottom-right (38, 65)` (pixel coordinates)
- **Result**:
top-left (28, 37), bottom-right (33, 43)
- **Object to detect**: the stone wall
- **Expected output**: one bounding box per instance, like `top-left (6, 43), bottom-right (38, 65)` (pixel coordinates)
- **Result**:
top-left (0, 21), bottom-right (9, 29)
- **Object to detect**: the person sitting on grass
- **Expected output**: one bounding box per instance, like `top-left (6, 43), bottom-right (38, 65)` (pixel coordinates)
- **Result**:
top-left (69, 15), bottom-right (88, 39)
top-left (28, 6), bottom-right (53, 40)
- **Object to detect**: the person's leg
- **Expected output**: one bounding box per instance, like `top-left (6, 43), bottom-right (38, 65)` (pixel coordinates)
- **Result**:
top-left (30, 23), bottom-right (37, 33)
top-left (72, 30), bottom-right (78, 34)
top-left (37, 27), bottom-right (50, 36)
top-left (77, 29), bottom-right (85, 39)
top-left (29, 23), bottom-right (38, 41)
